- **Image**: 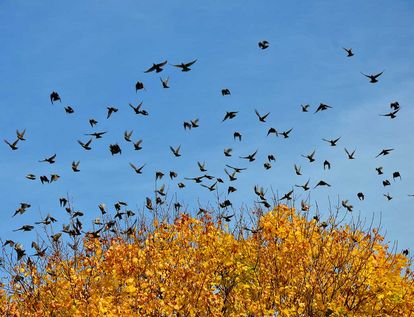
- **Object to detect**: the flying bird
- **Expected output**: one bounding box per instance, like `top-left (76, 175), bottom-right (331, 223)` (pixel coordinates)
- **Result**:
top-left (280, 128), bottom-right (293, 138)
top-left (345, 148), bottom-right (356, 160)
top-left (72, 161), bottom-right (80, 172)
top-left (109, 144), bottom-right (122, 155)
top-left (301, 104), bottom-right (310, 112)
top-left (172, 59), bottom-right (197, 72)
top-left (314, 180), bottom-right (331, 188)
top-left (222, 111), bottom-right (238, 121)
top-left (144, 60), bottom-right (168, 73)
top-left (64, 106), bottom-right (74, 114)
top-left (380, 109), bottom-right (399, 119)
top-left (258, 40), bottom-right (269, 49)
top-left (294, 164), bottom-right (302, 176)
top-left (302, 150), bottom-right (316, 163)
top-left (135, 81), bottom-right (145, 92)
top-left (240, 149), bottom-right (258, 162)
top-left (295, 179), bottom-right (310, 191)
top-left (133, 139), bottom-right (143, 150)
top-left (357, 192), bottom-right (365, 201)
top-left (267, 128), bottom-right (278, 136)
top-left (16, 129), bottom-right (26, 141)
top-left (376, 148), bottom-right (394, 158)
top-left (129, 163), bottom-right (145, 174)
top-left (323, 137), bottom-right (341, 146)
top-left (85, 131), bottom-right (106, 139)
top-left (323, 160), bottom-right (331, 170)
top-left (375, 167), bottom-right (384, 175)
top-left (129, 102), bottom-right (148, 116)
top-left (78, 139), bottom-right (92, 150)
top-left (50, 91), bottom-right (61, 104)
top-left (315, 103), bottom-right (332, 113)
top-left (342, 47), bottom-right (354, 57)
top-left (4, 139), bottom-right (19, 150)
top-left (160, 77), bottom-right (170, 88)
top-left (89, 118), bottom-right (98, 127)
top-left (255, 109), bottom-right (270, 122)
top-left (124, 130), bottom-right (133, 142)
top-left (107, 106), bottom-right (118, 119)
top-left (361, 71), bottom-right (384, 83)
top-left (221, 88), bottom-right (231, 96)
top-left (170, 145), bottom-right (181, 157)
top-left (233, 131), bottom-right (242, 141)
top-left (39, 154), bottom-right (56, 164)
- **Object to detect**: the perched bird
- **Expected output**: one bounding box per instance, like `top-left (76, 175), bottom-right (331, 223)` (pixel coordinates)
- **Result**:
top-left (301, 104), bottom-right (310, 112)
top-left (222, 111), bottom-right (238, 121)
top-left (135, 81), bottom-right (145, 92)
top-left (221, 88), bottom-right (231, 96)
top-left (170, 145), bottom-right (181, 157)
top-left (361, 71), bottom-right (384, 83)
top-left (345, 148), bottom-right (356, 160)
top-left (172, 59), bottom-right (197, 72)
top-left (323, 137), bottom-right (341, 146)
top-left (124, 130), bottom-right (133, 142)
top-left (109, 144), bottom-right (122, 155)
top-left (376, 167), bottom-right (384, 175)
top-left (240, 149), bottom-right (258, 162)
top-left (233, 132), bottom-right (242, 142)
top-left (314, 180), bottom-right (331, 188)
top-left (376, 148), bottom-right (394, 158)
top-left (144, 60), bottom-right (168, 73)
top-left (342, 47), bottom-right (354, 57)
top-left (78, 139), bottom-right (92, 150)
top-left (255, 109), bottom-right (270, 122)
top-left (107, 106), bottom-right (118, 119)
top-left (302, 150), bottom-right (316, 163)
top-left (357, 192), bottom-right (365, 201)
top-left (72, 161), bottom-right (80, 172)
top-left (258, 40), bottom-right (269, 49)
top-left (50, 91), bottom-right (61, 104)
top-left (39, 154), bottom-right (56, 164)
top-left (4, 139), bottom-right (19, 150)
top-left (64, 106), bottom-right (74, 114)
top-left (129, 163), bottom-right (145, 174)
top-left (16, 129), bottom-right (26, 141)
top-left (89, 118), bottom-right (98, 127)
top-left (301, 200), bottom-right (310, 212)
top-left (160, 77), bottom-right (170, 88)
top-left (315, 103), bottom-right (332, 113)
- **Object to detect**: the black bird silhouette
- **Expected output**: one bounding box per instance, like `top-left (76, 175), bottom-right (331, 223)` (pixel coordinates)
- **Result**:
top-left (16, 129), bottom-right (26, 141)
top-left (190, 119), bottom-right (199, 128)
top-left (144, 60), bottom-right (168, 73)
top-left (197, 161), bottom-right (207, 172)
top-left (178, 182), bottom-right (186, 188)
top-left (361, 71), bottom-right (384, 83)
top-left (382, 180), bottom-right (391, 187)
top-left (107, 107), bottom-right (118, 119)
top-left (219, 200), bottom-right (232, 209)
top-left (184, 176), bottom-right (204, 183)
top-left (109, 144), bottom-right (121, 155)
top-left (323, 160), bottom-right (331, 170)
top-left (345, 148), bottom-right (356, 160)
top-left (295, 179), bottom-right (310, 191)
top-left (78, 139), bottom-right (92, 150)
top-left (89, 118), bottom-right (98, 127)
top-left (221, 88), bottom-right (231, 96)
top-left (160, 77), bottom-right (170, 88)
top-left (341, 200), bottom-right (353, 212)
top-left (376, 167), bottom-right (384, 175)
top-left (255, 109), bottom-right (270, 122)
top-left (201, 181), bottom-right (217, 192)
top-left (268, 154), bottom-right (276, 162)
top-left (40, 175), bottom-right (49, 184)
top-left (314, 180), bottom-right (331, 188)
top-left (59, 197), bottom-right (68, 207)
top-left (390, 101), bottom-right (400, 110)
top-left (72, 161), bottom-right (80, 172)
top-left (240, 149), bottom-right (258, 162)
top-left (12, 203), bottom-right (31, 217)
top-left (129, 163), bottom-right (145, 174)
top-left (267, 127), bottom-right (278, 136)
top-left (222, 111), bottom-right (238, 121)
top-left (393, 171), bottom-right (401, 181)
top-left (402, 249), bottom-right (409, 256)
top-left (50, 91), bottom-right (61, 104)
top-left (85, 131), bottom-right (107, 139)
top-left (124, 130), bottom-right (133, 142)
top-left (315, 103), bottom-right (332, 113)
top-left (280, 128), bottom-right (293, 138)
top-left (225, 164), bottom-right (247, 173)
top-left (39, 154), bottom-right (56, 164)
top-left (129, 102), bottom-right (148, 116)
top-left (376, 148), bottom-right (394, 158)
top-left (294, 164), bottom-right (302, 176)
top-left (228, 186), bottom-right (237, 194)
top-left (233, 131), bottom-right (242, 141)
top-left (4, 139), bottom-right (19, 150)
top-left (380, 109), bottom-right (399, 119)
top-left (172, 59), bottom-right (197, 72)
top-left (13, 225), bottom-right (34, 232)
top-left (64, 106), bottom-right (74, 114)
top-left (302, 150), bottom-right (316, 163)
top-left (357, 192), bottom-right (365, 201)
top-left (384, 193), bottom-right (393, 201)
top-left (301, 104), bottom-right (310, 112)
top-left (258, 40), bottom-right (269, 49)
top-left (50, 174), bottom-right (60, 182)
top-left (323, 137), bottom-right (341, 146)
top-left (281, 189), bottom-right (294, 201)
top-left (221, 213), bottom-right (234, 221)
top-left (169, 171), bottom-right (178, 179)
top-left (183, 121), bottom-right (192, 130)
top-left (26, 174), bottom-right (36, 180)
top-left (135, 81), bottom-right (145, 92)
top-left (225, 169), bottom-right (237, 181)
top-left (132, 139), bottom-right (143, 151)
top-left (170, 145), bottom-right (181, 157)
top-left (342, 47), bottom-right (354, 57)
top-left (155, 171), bottom-right (164, 180)
top-left (264, 162), bottom-right (272, 170)
top-left (224, 148), bottom-right (233, 157)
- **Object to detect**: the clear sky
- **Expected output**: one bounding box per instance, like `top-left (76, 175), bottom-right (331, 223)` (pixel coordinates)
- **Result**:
top-left (1, 1), bottom-right (414, 254)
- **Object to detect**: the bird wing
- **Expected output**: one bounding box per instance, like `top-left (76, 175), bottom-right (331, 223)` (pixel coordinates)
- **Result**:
top-left (373, 71), bottom-right (384, 79)
top-left (184, 59), bottom-right (197, 67)
top-left (144, 65), bottom-right (156, 73)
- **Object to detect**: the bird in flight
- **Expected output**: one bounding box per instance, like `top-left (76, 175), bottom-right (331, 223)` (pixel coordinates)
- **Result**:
top-left (221, 88), bottom-right (231, 96)
top-left (376, 148), bottom-right (394, 158)
top-left (342, 47), bottom-right (354, 57)
top-left (16, 129), bottom-right (26, 141)
top-left (129, 163), bottom-right (145, 174)
top-left (4, 139), bottom-right (19, 150)
top-left (107, 106), bottom-right (118, 119)
top-left (279, 128), bottom-right (293, 138)
top-left (240, 149), bottom-right (258, 162)
top-left (170, 145), bottom-right (181, 157)
top-left (85, 131), bottom-right (107, 139)
top-left (39, 154), bottom-right (56, 164)
top-left (109, 144), bottom-right (121, 155)
top-left (160, 77), bottom-right (170, 88)
top-left (294, 164), bottom-right (302, 176)
top-left (72, 161), bottom-right (80, 172)
top-left (78, 139), bottom-right (92, 150)
top-left (50, 91), bottom-right (61, 104)
top-left (345, 148), bottom-right (356, 160)
top-left (135, 81), bottom-right (145, 92)
top-left (380, 108), bottom-right (399, 119)
top-left (255, 109), bottom-right (270, 122)
top-left (315, 103), bottom-right (332, 113)
top-left (258, 40), bottom-right (269, 49)
top-left (172, 59), bottom-right (197, 72)
top-left (64, 106), bottom-right (74, 114)
top-left (314, 180), bottom-right (331, 188)
top-left (301, 104), bottom-right (310, 112)
top-left (129, 102), bottom-right (148, 116)
top-left (144, 60), bottom-right (168, 73)
top-left (233, 131), bottom-right (242, 141)
top-left (323, 137), bottom-right (341, 146)
top-left (222, 111), bottom-right (238, 122)
top-left (302, 150), bottom-right (316, 163)
top-left (89, 118), bottom-right (98, 127)
top-left (361, 71), bottom-right (384, 83)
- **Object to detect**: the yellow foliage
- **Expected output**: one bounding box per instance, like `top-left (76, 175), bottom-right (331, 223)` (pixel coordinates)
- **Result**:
top-left (1, 205), bottom-right (414, 316)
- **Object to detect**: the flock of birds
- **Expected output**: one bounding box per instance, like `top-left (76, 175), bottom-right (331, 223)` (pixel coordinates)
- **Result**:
top-left (2, 41), bottom-right (412, 260)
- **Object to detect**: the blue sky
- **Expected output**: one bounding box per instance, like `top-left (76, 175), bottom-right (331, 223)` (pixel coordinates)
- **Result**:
top-left (1, 1), bottom-right (414, 255)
